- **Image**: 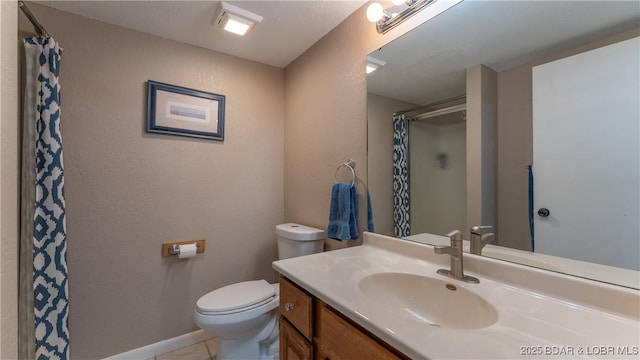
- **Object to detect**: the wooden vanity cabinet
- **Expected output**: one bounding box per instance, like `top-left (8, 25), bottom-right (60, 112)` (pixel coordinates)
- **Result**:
top-left (279, 276), bottom-right (407, 360)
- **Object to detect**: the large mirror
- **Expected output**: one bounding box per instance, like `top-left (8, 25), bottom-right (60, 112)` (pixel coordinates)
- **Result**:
top-left (367, 0), bottom-right (640, 289)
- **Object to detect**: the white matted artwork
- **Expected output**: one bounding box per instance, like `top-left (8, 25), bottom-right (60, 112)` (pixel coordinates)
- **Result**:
top-left (147, 80), bottom-right (225, 141)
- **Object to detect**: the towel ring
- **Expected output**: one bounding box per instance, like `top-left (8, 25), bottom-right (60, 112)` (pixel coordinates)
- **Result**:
top-left (334, 161), bottom-right (356, 187)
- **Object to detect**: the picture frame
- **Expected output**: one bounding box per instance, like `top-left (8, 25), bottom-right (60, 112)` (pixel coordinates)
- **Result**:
top-left (146, 80), bottom-right (225, 141)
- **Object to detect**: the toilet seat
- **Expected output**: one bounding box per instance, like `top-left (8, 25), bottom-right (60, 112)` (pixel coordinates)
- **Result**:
top-left (196, 280), bottom-right (277, 316)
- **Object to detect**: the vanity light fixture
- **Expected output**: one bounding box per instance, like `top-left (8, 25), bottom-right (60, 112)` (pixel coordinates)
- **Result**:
top-left (215, 2), bottom-right (263, 36)
top-left (366, 56), bottom-right (386, 74)
top-left (367, 0), bottom-right (463, 34)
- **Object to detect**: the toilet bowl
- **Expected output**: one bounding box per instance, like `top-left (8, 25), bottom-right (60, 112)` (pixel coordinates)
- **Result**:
top-left (194, 223), bottom-right (325, 360)
top-left (194, 280), bottom-right (280, 359)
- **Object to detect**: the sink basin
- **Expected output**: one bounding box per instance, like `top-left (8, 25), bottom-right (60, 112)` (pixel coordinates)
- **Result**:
top-left (358, 273), bottom-right (498, 330)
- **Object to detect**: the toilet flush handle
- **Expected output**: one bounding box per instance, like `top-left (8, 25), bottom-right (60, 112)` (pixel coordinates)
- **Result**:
top-left (284, 302), bottom-right (295, 311)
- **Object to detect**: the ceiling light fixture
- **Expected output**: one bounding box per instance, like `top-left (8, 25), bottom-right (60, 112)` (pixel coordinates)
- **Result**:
top-left (367, 0), bottom-right (463, 34)
top-left (215, 2), bottom-right (263, 36)
top-left (366, 56), bottom-right (386, 74)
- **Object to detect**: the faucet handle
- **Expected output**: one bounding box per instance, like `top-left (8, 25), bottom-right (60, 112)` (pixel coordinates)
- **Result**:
top-left (446, 230), bottom-right (463, 249)
top-left (471, 225), bottom-right (493, 235)
top-left (446, 229), bottom-right (462, 240)
top-left (470, 225), bottom-right (495, 255)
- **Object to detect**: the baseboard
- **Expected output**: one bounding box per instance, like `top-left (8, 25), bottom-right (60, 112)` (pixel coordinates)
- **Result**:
top-left (104, 329), bottom-right (215, 359)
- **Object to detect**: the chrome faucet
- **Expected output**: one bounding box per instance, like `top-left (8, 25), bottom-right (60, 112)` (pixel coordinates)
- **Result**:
top-left (470, 225), bottom-right (496, 255)
top-left (434, 230), bottom-right (479, 284)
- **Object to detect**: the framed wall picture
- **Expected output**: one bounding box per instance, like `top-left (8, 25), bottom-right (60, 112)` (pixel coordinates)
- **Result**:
top-left (146, 80), bottom-right (225, 141)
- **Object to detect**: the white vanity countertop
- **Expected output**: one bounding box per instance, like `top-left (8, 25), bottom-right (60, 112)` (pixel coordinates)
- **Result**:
top-left (273, 232), bottom-right (640, 360)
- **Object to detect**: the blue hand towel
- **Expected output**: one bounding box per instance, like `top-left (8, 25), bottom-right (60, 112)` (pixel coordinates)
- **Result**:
top-left (327, 183), bottom-right (359, 240)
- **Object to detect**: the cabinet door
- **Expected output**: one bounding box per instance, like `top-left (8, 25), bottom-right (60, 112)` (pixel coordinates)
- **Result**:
top-left (280, 276), bottom-right (313, 339)
top-left (314, 303), bottom-right (403, 360)
top-left (280, 317), bottom-right (312, 360)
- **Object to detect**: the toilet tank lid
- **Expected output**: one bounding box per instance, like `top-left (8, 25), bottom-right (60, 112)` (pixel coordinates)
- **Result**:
top-left (276, 223), bottom-right (325, 241)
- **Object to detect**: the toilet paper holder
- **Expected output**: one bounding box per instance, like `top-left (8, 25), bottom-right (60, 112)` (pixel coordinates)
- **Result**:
top-left (162, 239), bottom-right (206, 257)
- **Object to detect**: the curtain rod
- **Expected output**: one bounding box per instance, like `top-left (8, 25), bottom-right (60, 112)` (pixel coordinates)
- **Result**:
top-left (394, 94), bottom-right (466, 117)
top-left (409, 103), bottom-right (467, 122)
top-left (18, 1), bottom-right (49, 37)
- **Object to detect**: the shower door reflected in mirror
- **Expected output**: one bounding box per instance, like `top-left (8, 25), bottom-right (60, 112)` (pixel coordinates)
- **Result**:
top-left (408, 109), bottom-right (466, 238)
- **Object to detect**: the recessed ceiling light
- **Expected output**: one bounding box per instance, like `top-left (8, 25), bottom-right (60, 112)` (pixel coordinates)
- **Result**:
top-left (215, 2), bottom-right (263, 36)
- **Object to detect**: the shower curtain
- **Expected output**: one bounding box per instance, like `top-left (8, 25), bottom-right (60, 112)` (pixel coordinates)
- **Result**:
top-left (392, 114), bottom-right (410, 238)
top-left (19, 36), bottom-right (69, 360)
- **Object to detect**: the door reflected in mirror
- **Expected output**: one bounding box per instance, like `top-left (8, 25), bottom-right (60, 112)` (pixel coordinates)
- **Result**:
top-left (366, 0), bottom-right (640, 289)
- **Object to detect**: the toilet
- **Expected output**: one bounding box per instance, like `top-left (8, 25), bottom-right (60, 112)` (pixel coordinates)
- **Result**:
top-left (194, 223), bottom-right (325, 360)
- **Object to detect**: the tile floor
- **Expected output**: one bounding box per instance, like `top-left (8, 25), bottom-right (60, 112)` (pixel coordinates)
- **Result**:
top-left (152, 338), bottom-right (219, 360)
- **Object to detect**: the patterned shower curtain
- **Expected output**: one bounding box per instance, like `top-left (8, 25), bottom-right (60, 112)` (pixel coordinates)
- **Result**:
top-left (392, 114), bottom-right (410, 238)
top-left (19, 36), bottom-right (69, 360)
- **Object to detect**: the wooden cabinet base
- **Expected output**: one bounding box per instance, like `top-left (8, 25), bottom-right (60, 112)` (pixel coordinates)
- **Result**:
top-left (280, 317), bottom-right (312, 360)
top-left (279, 276), bottom-right (408, 360)
top-left (314, 302), bottom-right (403, 360)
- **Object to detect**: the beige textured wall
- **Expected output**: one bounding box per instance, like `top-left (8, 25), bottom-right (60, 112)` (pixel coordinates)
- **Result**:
top-left (1, 1), bottom-right (19, 358)
top-left (496, 28), bottom-right (640, 251)
top-left (284, 2), bottom-right (447, 251)
top-left (466, 65), bottom-right (496, 240)
top-left (19, 4), bottom-right (285, 358)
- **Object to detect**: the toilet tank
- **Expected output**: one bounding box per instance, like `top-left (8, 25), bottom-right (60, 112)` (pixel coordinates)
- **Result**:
top-left (276, 223), bottom-right (325, 260)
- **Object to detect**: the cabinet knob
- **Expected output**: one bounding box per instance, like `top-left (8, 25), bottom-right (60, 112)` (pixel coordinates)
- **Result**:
top-left (284, 302), bottom-right (295, 311)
